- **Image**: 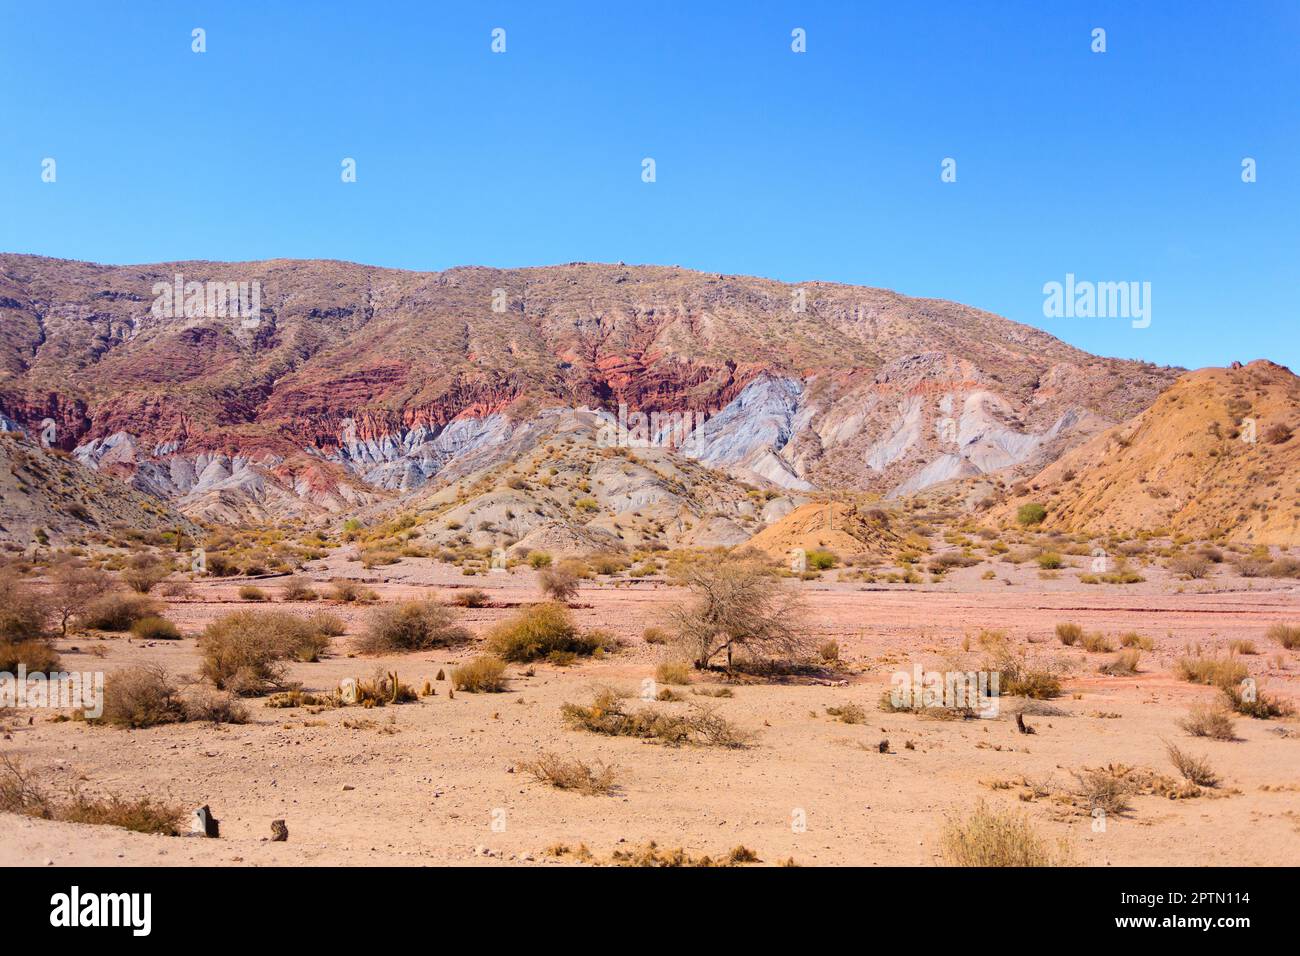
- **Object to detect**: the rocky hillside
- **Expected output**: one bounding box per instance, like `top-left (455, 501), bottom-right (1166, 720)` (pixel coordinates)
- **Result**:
top-left (999, 361), bottom-right (1300, 545)
top-left (0, 431), bottom-right (199, 546)
top-left (0, 254), bottom-right (1179, 526)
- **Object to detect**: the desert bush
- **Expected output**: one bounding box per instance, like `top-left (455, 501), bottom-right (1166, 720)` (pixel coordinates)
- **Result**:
top-left (129, 615), bottom-right (181, 641)
top-left (1166, 742), bottom-right (1219, 787)
top-left (0, 639), bottom-right (60, 673)
top-left (487, 602), bottom-right (609, 662)
top-left (1175, 656), bottom-right (1248, 688)
top-left (1099, 650), bottom-right (1141, 676)
top-left (537, 565), bottom-right (579, 603)
top-left (359, 601), bottom-right (471, 654)
top-left (238, 585), bottom-right (268, 602)
top-left (521, 752), bottom-right (618, 795)
top-left (1120, 632), bottom-right (1154, 650)
top-left (655, 661), bottom-right (692, 685)
top-left (1220, 683), bottom-right (1294, 719)
top-left (1080, 632), bottom-right (1114, 653)
top-left (1267, 623), bottom-right (1300, 650)
top-left (182, 689), bottom-right (249, 724)
top-left (306, 610), bottom-right (346, 637)
top-left (81, 592), bottom-right (159, 632)
top-left (1178, 705), bottom-right (1237, 740)
top-left (97, 665), bottom-right (185, 728)
top-left (1055, 622), bottom-right (1082, 646)
top-left (198, 610), bottom-right (307, 695)
top-left (1072, 767), bottom-right (1133, 815)
top-left (1016, 503), bottom-right (1047, 527)
top-left (451, 655), bottom-right (509, 692)
top-left (826, 702), bottom-right (868, 724)
top-left (667, 555), bottom-right (809, 670)
top-left (280, 577), bottom-right (318, 601)
top-left (561, 689), bottom-right (748, 747)
top-left (0, 571), bottom-right (47, 642)
top-left (450, 588), bottom-right (489, 608)
top-left (939, 801), bottom-right (1068, 867)
top-left (1169, 554), bottom-right (1212, 579)
top-left (122, 553), bottom-right (168, 594)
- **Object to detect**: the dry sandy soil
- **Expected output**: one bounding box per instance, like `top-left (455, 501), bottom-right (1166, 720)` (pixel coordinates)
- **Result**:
top-left (2, 557), bottom-right (1298, 867)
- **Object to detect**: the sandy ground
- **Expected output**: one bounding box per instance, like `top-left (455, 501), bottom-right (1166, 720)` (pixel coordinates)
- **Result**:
top-left (2, 558), bottom-right (1298, 867)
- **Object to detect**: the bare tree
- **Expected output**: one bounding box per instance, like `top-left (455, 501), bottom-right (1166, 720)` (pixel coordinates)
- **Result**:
top-left (49, 560), bottom-right (112, 635)
top-left (668, 556), bottom-right (809, 669)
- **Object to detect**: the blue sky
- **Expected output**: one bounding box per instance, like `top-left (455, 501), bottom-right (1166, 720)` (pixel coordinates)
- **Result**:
top-left (1, 0), bottom-right (1296, 371)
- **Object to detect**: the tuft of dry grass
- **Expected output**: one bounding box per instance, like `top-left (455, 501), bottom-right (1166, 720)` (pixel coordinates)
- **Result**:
top-left (451, 655), bottom-right (509, 693)
top-left (1055, 622), bottom-right (1082, 646)
top-left (1267, 622), bottom-right (1300, 650)
top-left (1179, 704), bottom-right (1237, 741)
top-left (1166, 742), bottom-right (1219, 787)
top-left (561, 689), bottom-right (749, 747)
top-left (1099, 650), bottom-right (1141, 676)
top-left (655, 660), bottom-right (692, 685)
top-left (940, 801), bottom-right (1071, 867)
top-left (520, 752), bottom-right (619, 795)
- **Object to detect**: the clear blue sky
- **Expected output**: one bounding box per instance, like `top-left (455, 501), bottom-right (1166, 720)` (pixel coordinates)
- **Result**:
top-left (1, 0), bottom-right (1296, 371)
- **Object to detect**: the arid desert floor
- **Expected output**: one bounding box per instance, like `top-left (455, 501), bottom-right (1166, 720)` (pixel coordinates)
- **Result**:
top-left (2, 557), bottom-right (1298, 867)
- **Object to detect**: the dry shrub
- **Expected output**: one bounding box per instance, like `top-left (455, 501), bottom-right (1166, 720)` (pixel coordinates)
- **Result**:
top-left (1166, 742), bottom-right (1219, 787)
top-left (122, 553), bottom-right (169, 594)
top-left (198, 610), bottom-right (313, 695)
top-left (561, 689), bottom-right (748, 747)
top-left (1175, 656), bottom-right (1248, 688)
top-left (280, 577), bottom-right (318, 601)
top-left (1267, 623), bottom-right (1300, 650)
top-left (1120, 632), bottom-right (1154, 650)
top-left (537, 565), bottom-right (580, 603)
top-left (521, 752), bottom-right (618, 795)
top-left (1080, 632), bottom-right (1114, 653)
top-left (97, 665), bottom-right (185, 728)
top-left (0, 571), bottom-right (49, 642)
top-left (129, 615), bottom-right (181, 641)
top-left (0, 639), bottom-right (60, 673)
top-left (1178, 704), bottom-right (1237, 741)
top-left (1220, 683), bottom-right (1294, 719)
top-left (82, 592), bottom-right (159, 632)
top-left (826, 702), bottom-right (868, 724)
top-left (487, 602), bottom-right (610, 662)
top-left (655, 660), bottom-right (692, 685)
top-left (450, 588), bottom-right (489, 608)
top-left (0, 756), bottom-right (183, 835)
top-left (181, 689), bottom-right (249, 724)
top-left (1099, 650), bottom-right (1141, 676)
top-left (358, 601), bottom-right (470, 654)
top-left (940, 801), bottom-right (1070, 867)
top-left (306, 610), bottom-right (346, 637)
top-left (1071, 767), bottom-right (1133, 814)
top-left (1169, 554), bottom-right (1212, 579)
top-left (451, 655), bottom-right (509, 692)
top-left (1055, 622), bottom-right (1082, 646)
